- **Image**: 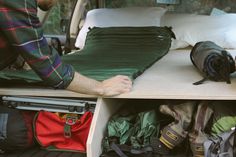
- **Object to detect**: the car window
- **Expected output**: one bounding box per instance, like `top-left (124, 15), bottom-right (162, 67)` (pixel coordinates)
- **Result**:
top-left (105, 0), bottom-right (157, 8)
top-left (43, 0), bottom-right (77, 35)
top-left (105, 0), bottom-right (236, 14)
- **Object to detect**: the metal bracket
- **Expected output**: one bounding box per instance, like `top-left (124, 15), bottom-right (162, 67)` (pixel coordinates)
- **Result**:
top-left (2, 96), bottom-right (96, 114)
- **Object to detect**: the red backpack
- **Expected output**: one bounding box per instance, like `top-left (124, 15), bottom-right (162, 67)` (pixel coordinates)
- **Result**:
top-left (34, 111), bottom-right (93, 152)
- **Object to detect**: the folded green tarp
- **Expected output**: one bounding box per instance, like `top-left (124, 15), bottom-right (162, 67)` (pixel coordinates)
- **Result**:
top-left (0, 27), bottom-right (174, 86)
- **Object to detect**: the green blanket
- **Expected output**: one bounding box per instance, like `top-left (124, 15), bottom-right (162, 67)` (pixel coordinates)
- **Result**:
top-left (0, 27), bottom-right (174, 87)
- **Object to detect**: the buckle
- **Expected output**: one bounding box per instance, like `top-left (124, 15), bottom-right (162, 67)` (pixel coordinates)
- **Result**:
top-left (64, 114), bottom-right (78, 138)
top-left (65, 114), bottom-right (78, 125)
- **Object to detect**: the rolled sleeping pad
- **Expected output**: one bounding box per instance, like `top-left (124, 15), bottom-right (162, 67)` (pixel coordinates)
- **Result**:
top-left (190, 41), bottom-right (235, 85)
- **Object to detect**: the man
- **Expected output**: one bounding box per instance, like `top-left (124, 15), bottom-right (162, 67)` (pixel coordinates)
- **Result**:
top-left (0, 0), bottom-right (132, 96)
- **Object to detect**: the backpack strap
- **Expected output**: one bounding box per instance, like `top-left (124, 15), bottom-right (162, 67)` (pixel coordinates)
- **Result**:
top-left (110, 143), bottom-right (129, 157)
top-left (233, 127), bottom-right (236, 157)
top-left (193, 77), bottom-right (208, 85)
top-left (208, 139), bottom-right (222, 157)
top-left (220, 51), bottom-right (231, 84)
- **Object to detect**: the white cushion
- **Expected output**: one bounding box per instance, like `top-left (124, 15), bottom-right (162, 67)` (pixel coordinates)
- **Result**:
top-left (161, 13), bottom-right (236, 49)
top-left (75, 7), bottom-right (166, 49)
top-left (169, 39), bottom-right (189, 50)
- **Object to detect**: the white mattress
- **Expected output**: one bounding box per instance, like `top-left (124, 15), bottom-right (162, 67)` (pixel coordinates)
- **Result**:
top-left (1, 49), bottom-right (236, 100)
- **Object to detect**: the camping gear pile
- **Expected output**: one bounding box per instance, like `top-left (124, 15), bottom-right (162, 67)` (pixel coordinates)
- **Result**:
top-left (100, 100), bottom-right (236, 157)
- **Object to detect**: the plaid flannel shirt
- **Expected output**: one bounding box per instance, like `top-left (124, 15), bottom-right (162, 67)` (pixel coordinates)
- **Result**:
top-left (0, 0), bottom-right (74, 89)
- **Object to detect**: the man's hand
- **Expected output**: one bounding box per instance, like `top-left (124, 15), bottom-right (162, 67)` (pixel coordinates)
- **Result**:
top-left (100, 75), bottom-right (132, 96)
top-left (67, 72), bottom-right (132, 96)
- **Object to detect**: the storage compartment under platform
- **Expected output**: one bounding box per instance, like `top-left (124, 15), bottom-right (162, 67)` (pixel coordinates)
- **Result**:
top-left (87, 98), bottom-right (200, 157)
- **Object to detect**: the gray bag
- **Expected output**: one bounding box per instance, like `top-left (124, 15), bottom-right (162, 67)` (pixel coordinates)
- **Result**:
top-left (204, 128), bottom-right (236, 157)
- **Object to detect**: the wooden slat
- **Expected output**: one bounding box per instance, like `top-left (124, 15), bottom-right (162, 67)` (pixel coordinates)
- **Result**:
top-left (87, 98), bottom-right (123, 157)
top-left (0, 87), bottom-right (95, 98)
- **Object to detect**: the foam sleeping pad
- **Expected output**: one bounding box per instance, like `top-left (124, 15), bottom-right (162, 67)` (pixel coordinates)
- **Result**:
top-left (0, 26), bottom-right (174, 87)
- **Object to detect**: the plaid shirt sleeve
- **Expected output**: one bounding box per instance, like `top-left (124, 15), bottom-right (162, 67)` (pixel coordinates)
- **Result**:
top-left (0, 0), bottom-right (75, 89)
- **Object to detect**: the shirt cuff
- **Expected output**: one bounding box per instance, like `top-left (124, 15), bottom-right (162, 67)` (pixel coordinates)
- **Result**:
top-left (53, 64), bottom-right (75, 89)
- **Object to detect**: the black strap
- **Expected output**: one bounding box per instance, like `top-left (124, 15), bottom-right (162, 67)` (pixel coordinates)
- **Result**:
top-left (0, 114), bottom-right (8, 140)
top-left (193, 77), bottom-right (208, 85)
top-left (233, 127), bottom-right (236, 157)
top-left (110, 143), bottom-right (128, 157)
top-left (50, 37), bottom-right (63, 56)
top-left (221, 51), bottom-right (231, 84)
top-left (130, 146), bottom-right (153, 154)
top-left (207, 140), bottom-right (221, 156)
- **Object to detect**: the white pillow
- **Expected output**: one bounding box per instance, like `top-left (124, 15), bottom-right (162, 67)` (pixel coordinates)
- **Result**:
top-left (75, 7), bottom-right (167, 49)
top-left (161, 13), bottom-right (236, 49)
top-left (169, 39), bottom-right (189, 50)
top-left (161, 13), bottom-right (195, 50)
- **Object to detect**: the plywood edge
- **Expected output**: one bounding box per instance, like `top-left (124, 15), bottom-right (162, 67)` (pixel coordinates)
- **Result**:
top-left (0, 88), bottom-right (96, 98)
top-left (87, 98), bottom-right (123, 157)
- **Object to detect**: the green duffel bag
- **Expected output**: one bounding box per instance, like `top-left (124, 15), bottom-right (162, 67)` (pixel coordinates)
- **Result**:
top-left (101, 110), bottom-right (159, 157)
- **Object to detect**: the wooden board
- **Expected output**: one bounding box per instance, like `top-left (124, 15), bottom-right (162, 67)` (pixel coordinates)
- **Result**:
top-left (1, 49), bottom-right (236, 100)
top-left (0, 87), bottom-right (96, 98)
top-left (87, 98), bottom-right (123, 157)
top-left (116, 49), bottom-right (236, 100)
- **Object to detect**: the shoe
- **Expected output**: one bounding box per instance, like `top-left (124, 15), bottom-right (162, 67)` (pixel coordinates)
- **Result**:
top-left (159, 124), bottom-right (186, 150)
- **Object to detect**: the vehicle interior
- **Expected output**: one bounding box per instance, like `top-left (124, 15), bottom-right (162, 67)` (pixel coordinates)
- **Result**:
top-left (0, 0), bottom-right (236, 157)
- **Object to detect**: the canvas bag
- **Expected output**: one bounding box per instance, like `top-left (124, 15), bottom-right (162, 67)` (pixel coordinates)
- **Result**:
top-left (189, 101), bottom-right (214, 157)
top-left (204, 127), bottom-right (236, 157)
top-left (34, 111), bottom-right (93, 153)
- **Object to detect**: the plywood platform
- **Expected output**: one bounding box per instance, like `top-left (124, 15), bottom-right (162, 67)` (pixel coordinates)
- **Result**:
top-left (117, 49), bottom-right (236, 100)
top-left (0, 87), bottom-right (95, 98)
top-left (1, 49), bottom-right (236, 100)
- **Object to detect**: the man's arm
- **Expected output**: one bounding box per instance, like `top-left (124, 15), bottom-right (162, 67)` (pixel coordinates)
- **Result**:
top-left (0, 0), bottom-right (132, 96)
top-left (67, 72), bottom-right (132, 96)
top-left (0, 0), bottom-right (74, 88)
